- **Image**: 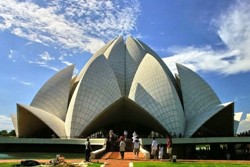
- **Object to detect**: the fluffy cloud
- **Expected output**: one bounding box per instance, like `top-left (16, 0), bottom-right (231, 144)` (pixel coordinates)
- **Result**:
top-left (237, 113), bottom-right (250, 133)
top-left (163, 0), bottom-right (250, 75)
top-left (0, 115), bottom-right (14, 132)
top-left (0, 0), bottom-right (140, 53)
top-left (163, 46), bottom-right (240, 75)
top-left (216, 0), bottom-right (250, 74)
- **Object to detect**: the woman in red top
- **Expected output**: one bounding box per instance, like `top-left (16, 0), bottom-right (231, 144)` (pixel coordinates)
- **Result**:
top-left (166, 135), bottom-right (172, 161)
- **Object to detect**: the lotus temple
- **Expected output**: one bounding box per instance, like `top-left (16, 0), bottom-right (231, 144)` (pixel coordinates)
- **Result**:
top-left (10, 36), bottom-right (235, 139)
top-left (4, 36), bottom-right (250, 160)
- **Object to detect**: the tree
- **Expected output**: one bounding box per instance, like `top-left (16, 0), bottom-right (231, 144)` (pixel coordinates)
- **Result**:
top-left (8, 130), bottom-right (16, 136)
top-left (0, 130), bottom-right (8, 136)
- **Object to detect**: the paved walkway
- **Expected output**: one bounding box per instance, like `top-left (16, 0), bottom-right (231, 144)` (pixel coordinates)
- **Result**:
top-left (92, 152), bottom-right (250, 167)
top-left (97, 151), bottom-right (146, 167)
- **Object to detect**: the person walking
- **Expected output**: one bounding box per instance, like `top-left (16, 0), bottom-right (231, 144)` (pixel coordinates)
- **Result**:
top-left (109, 130), bottom-right (115, 151)
top-left (158, 144), bottom-right (163, 160)
top-left (166, 134), bottom-right (172, 161)
top-left (124, 130), bottom-right (128, 141)
top-left (85, 138), bottom-right (92, 162)
top-left (133, 136), bottom-right (140, 159)
top-left (119, 136), bottom-right (126, 159)
top-left (151, 137), bottom-right (158, 160)
top-left (132, 131), bottom-right (137, 141)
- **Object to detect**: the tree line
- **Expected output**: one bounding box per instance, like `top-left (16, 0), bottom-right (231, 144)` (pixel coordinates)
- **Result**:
top-left (0, 130), bottom-right (16, 137)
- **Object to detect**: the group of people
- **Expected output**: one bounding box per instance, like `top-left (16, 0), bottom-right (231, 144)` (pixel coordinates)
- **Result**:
top-left (85, 130), bottom-right (173, 161)
top-left (120, 131), bottom-right (173, 160)
top-left (151, 135), bottom-right (173, 160)
top-left (131, 131), bottom-right (140, 158)
top-left (87, 130), bottom-right (140, 160)
top-left (119, 131), bottom-right (141, 159)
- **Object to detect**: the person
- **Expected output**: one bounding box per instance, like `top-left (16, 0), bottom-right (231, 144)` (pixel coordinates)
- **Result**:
top-left (132, 131), bottom-right (137, 138)
top-left (109, 130), bottom-right (114, 140)
top-left (158, 144), bottom-right (163, 160)
top-left (85, 137), bottom-right (92, 162)
top-left (50, 154), bottom-right (65, 165)
top-left (133, 136), bottom-right (140, 159)
top-left (57, 154), bottom-right (65, 164)
top-left (119, 136), bottom-right (126, 159)
top-left (151, 137), bottom-right (158, 160)
top-left (166, 134), bottom-right (172, 161)
top-left (132, 131), bottom-right (137, 142)
top-left (124, 130), bottom-right (128, 141)
top-left (109, 130), bottom-right (115, 151)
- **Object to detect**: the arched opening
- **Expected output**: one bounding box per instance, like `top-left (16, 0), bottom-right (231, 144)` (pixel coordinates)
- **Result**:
top-left (80, 97), bottom-right (168, 138)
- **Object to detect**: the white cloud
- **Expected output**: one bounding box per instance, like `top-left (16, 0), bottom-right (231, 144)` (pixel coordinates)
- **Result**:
top-left (163, 46), bottom-right (240, 75)
top-left (234, 96), bottom-right (249, 102)
top-left (237, 113), bottom-right (250, 133)
top-left (0, 0), bottom-right (140, 54)
top-left (27, 51), bottom-right (60, 71)
top-left (61, 60), bottom-right (73, 66)
top-left (7, 49), bottom-right (16, 62)
top-left (20, 81), bottom-right (32, 86)
top-left (11, 77), bottom-right (32, 86)
top-left (39, 51), bottom-right (55, 61)
top-left (0, 115), bottom-right (14, 132)
top-left (235, 112), bottom-right (243, 122)
top-left (163, 0), bottom-right (250, 75)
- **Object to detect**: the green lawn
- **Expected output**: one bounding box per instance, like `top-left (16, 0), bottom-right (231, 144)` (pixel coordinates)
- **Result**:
top-left (133, 162), bottom-right (250, 167)
top-left (0, 152), bottom-right (84, 159)
top-left (0, 163), bottom-right (16, 167)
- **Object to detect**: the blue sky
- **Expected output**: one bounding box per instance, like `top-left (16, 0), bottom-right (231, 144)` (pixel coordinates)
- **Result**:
top-left (0, 0), bottom-right (250, 133)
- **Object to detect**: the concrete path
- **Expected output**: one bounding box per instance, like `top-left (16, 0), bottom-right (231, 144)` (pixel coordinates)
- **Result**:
top-left (98, 151), bottom-right (146, 167)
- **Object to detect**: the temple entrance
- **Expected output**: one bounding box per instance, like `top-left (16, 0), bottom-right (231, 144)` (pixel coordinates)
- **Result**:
top-left (80, 97), bottom-right (168, 138)
top-left (104, 122), bottom-right (152, 138)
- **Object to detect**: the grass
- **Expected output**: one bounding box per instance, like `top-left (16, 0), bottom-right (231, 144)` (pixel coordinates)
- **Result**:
top-left (1, 161), bottom-right (249, 167)
top-left (88, 162), bottom-right (103, 167)
top-left (0, 163), bottom-right (16, 167)
top-left (133, 162), bottom-right (250, 167)
top-left (0, 152), bottom-right (84, 159)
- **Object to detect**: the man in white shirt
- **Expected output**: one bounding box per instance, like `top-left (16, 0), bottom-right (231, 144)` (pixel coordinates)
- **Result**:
top-left (133, 137), bottom-right (140, 159)
top-left (151, 137), bottom-right (158, 160)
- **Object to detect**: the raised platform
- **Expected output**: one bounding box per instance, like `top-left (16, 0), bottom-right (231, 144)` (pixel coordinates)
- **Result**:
top-left (0, 137), bottom-right (106, 145)
top-left (1, 137), bottom-right (250, 148)
top-left (0, 138), bottom-right (106, 153)
top-left (1, 137), bottom-right (250, 160)
top-left (141, 137), bottom-right (250, 145)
